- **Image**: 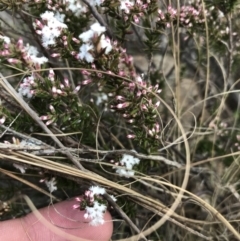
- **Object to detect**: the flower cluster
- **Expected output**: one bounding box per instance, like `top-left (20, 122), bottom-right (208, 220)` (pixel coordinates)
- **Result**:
top-left (117, 0), bottom-right (149, 22)
top-left (41, 177), bottom-right (58, 193)
top-left (0, 35), bottom-right (48, 69)
top-left (113, 153), bottom-right (140, 178)
top-left (73, 186), bottom-right (115, 226)
top-left (110, 75), bottom-right (162, 141)
top-left (157, 4), bottom-right (205, 29)
top-left (35, 11), bottom-right (68, 48)
top-left (65, 0), bottom-right (87, 15)
top-left (78, 22), bottom-right (112, 63)
top-left (18, 74), bottom-right (36, 98)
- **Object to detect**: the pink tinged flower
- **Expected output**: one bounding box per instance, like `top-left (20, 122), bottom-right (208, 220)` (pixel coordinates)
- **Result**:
top-left (136, 91), bottom-right (142, 97)
top-left (46, 119), bottom-right (54, 126)
top-left (70, 51), bottom-right (77, 57)
top-left (56, 89), bottom-right (63, 94)
top-left (155, 101), bottom-right (160, 108)
top-left (127, 134), bottom-right (136, 139)
top-left (99, 35), bottom-right (112, 54)
top-left (48, 69), bottom-right (55, 80)
top-left (36, 30), bottom-right (42, 35)
top-left (40, 115), bottom-right (50, 121)
top-left (16, 38), bottom-right (23, 49)
top-left (7, 58), bottom-right (20, 64)
top-left (81, 70), bottom-right (90, 75)
top-left (116, 95), bottom-right (125, 101)
top-left (64, 78), bottom-right (69, 87)
top-left (73, 85), bottom-right (81, 93)
top-left (125, 55), bottom-right (133, 64)
top-left (133, 15), bottom-right (139, 23)
top-left (49, 105), bottom-right (55, 113)
top-left (128, 82), bottom-right (135, 90)
top-left (127, 119), bottom-right (134, 123)
top-left (0, 50), bottom-right (10, 56)
top-left (118, 70), bottom-right (124, 76)
top-left (116, 102), bottom-right (130, 109)
top-left (141, 104), bottom-right (148, 111)
top-left (85, 190), bottom-right (91, 197)
top-left (155, 123), bottom-right (160, 133)
top-left (51, 53), bottom-right (60, 57)
top-left (52, 86), bottom-right (57, 93)
top-left (82, 79), bottom-right (92, 85)
top-left (72, 37), bottom-right (80, 43)
top-left (35, 19), bottom-right (43, 28)
top-left (0, 116), bottom-right (6, 124)
top-left (148, 129), bottom-right (153, 136)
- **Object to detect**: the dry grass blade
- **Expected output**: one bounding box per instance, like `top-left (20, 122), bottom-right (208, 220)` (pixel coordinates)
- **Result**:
top-left (0, 167), bottom-right (60, 201)
top-left (0, 148), bottom-right (240, 240)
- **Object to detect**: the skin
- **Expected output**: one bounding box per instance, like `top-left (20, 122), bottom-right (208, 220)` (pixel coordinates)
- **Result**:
top-left (0, 198), bottom-right (113, 241)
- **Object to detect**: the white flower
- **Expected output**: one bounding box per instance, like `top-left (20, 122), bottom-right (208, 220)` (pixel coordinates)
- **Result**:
top-left (99, 35), bottom-right (112, 54)
top-left (109, 195), bottom-right (117, 202)
top-left (78, 43), bottom-right (94, 63)
top-left (89, 186), bottom-right (106, 195)
top-left (79, 22), bottom-right (106, 44)
top-left (0, 35), bottom-right (11, 44)
top-left (13, 163), bottom-right (27, 174)
top-left (96, 93), bottom-right (108, 105)
top-left (90, 22), bottom-right (106, 36)
top-left (116, 168), bottom-right (135, 178)
top-left (79, 29), bottom-right (94, 42)
top-left (114, 153), bottom-right (140, 178)
top-left (121, 153), bottom-right (140, 169)
top-left (18, 75), bottom-right (35, 99)
top-left (119, 0), bottom-right (133, 13)
top-left (85, 201), bottom-right (106, 226)
top-left (24, 44), bottom-right (48, 66)
top-left (89, 0), bottom-right (104, 6)
top-left (45, 177), bottom-right (57, 193)
top-left (54, 12), bottom-right (65, 23)
top-left (40, 11), bottom-right (54, 21)
top-left (39, 11), bottom-right (67, 48)
top-left (67, 0), bottom-right (87, 15)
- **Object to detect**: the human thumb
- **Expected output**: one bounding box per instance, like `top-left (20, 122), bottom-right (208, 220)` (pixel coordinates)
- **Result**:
top-left (0, 197), bottom-right (113, 241)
